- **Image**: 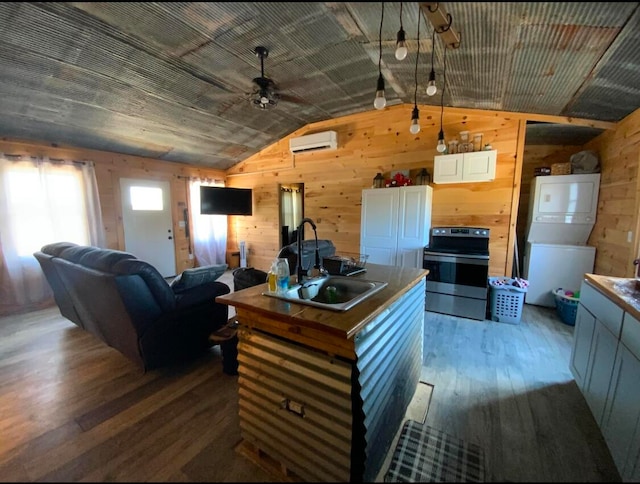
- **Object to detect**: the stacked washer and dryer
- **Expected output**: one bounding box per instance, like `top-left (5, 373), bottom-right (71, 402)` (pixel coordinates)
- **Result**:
top-left (523, 173), bottom-right (601, 307)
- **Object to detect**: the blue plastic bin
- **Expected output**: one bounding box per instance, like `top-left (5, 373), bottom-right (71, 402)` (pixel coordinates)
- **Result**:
top-left (553, 289), bottom-right (579, 326)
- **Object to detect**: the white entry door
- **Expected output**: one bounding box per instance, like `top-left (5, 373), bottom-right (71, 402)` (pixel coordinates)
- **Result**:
top-left (120, 178), bottom-right (176, 277)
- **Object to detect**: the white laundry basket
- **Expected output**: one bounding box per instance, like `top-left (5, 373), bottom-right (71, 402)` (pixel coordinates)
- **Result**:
top-left (489, 277), bottom-right (528, 324)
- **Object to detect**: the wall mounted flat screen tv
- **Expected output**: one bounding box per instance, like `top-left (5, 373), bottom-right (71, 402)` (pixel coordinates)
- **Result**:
top-left (200, 186), bottom-right (253, 215)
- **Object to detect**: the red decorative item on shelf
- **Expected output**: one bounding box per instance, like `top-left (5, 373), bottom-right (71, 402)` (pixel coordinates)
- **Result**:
top-left (385, 172), bottom-right (413, 187)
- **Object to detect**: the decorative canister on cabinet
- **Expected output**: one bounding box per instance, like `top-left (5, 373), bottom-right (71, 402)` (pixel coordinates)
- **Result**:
top-left (416, 168), bottom-right (431, 185)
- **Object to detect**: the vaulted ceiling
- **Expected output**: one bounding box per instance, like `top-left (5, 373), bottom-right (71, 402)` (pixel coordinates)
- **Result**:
top-left (1, 2), bottom-right (639, 169)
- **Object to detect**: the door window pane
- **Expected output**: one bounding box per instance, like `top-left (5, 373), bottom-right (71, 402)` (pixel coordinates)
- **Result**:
top-left (130, 186), bottom-right (163, 211)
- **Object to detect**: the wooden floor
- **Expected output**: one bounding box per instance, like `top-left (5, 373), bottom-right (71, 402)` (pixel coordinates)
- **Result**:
top-left (0, 270), bottom-right (621, 482)
top-left (422, 303), bottom-right (620, 482)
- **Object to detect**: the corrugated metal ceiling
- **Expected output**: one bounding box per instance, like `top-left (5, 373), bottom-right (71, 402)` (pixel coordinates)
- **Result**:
top-left (0, 2), bottom-right (638, 169)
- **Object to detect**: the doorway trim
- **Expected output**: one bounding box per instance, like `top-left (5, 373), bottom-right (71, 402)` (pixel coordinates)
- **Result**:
top-left (279, 183), bottom-right (304, 248)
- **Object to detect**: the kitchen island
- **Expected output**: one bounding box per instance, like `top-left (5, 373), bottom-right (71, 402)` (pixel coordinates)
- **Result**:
top-left (216, 263), bottom-right (427, 482)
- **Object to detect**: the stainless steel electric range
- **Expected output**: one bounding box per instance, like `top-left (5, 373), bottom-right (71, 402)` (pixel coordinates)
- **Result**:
top-left (423, 226), bottom-right (490, 321)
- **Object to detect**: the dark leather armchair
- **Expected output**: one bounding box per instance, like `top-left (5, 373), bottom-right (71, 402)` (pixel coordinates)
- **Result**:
top-left (34, 242), bottom-right (231, 371)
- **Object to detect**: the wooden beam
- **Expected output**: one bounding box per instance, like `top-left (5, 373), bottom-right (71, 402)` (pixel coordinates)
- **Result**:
top-left (515, 112), bottom-right (616, 130)
top-left (420, 3), bottom-right (461, 49)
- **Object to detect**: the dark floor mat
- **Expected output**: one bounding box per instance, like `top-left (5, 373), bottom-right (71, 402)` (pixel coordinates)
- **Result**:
top-left (385, 420), bottom-right (485, 482)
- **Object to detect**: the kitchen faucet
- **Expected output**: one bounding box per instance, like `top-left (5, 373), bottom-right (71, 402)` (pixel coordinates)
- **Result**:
top-left (295, 217), bottom-right (325, 284)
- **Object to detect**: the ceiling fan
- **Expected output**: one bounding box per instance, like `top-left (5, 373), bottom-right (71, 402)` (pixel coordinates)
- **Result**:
top-left (250, 46), bottom-right (308, 110)
top-left (252, 46), bottom-right (278, 110)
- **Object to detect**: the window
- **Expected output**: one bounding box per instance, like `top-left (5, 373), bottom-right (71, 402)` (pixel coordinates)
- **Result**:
top-left (5, 168), bottom-right (90, 257)
top-left (130, 186), bottom-right (163, 211)
top-left (0, 155), bottom-right (105, 307)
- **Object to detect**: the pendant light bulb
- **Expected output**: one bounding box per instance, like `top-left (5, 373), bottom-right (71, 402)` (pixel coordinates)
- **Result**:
top-left (395, 28), bottom-right (408, 61)
top-left (436, 130), bottom-right (447, 153)
top-left (426, 69), bottom-right (437, 96)
top-left (374, 73), bottom-right (387, 110)
top-left (409, 106), bottom-right (421, 134)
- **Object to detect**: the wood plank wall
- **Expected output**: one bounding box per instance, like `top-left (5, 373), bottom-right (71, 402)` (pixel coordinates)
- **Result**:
top-left (0, 139), bottom-right (225, 316)
top-left (226, 104), bottom-right (524, 278)
top-left (586, 108), bottom-right (640, 277)
top-left (1, 106), bottom-right (634, 315)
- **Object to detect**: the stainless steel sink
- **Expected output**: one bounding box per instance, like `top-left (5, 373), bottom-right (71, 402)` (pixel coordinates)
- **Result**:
top-left (263, 275), bottom-right (388, 311)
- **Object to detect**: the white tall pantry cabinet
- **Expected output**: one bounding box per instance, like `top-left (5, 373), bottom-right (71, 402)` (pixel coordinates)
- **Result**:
top-left (360, 185), bottom-right (432, 268)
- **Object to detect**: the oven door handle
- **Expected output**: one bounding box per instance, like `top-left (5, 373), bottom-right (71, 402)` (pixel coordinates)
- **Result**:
top-left (423, 252), bottom-right (489, 264)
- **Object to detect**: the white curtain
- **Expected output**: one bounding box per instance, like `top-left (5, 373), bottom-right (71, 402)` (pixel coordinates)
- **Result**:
top-left (281, 185), bottom-right (303, 243)
top-left (189, 179), bottom-right (227, 266)
top-left (0, 155), bottom-right (105, 305)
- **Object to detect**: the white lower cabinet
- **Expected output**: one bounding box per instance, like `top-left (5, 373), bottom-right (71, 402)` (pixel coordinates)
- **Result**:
top-left (583, 320), bottom-right (618, 424)
top-left (601, 343), bottom-right (640, 479)
top-left (570, 304), bottom-right (596, 390)
top-left (570, 280), bottom-right (640, 481)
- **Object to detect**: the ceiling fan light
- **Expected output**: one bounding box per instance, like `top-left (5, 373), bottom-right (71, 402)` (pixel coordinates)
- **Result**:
top-left (253, 87), bottom-right (278, 110)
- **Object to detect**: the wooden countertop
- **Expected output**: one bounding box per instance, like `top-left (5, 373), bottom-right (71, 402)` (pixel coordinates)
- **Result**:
top-left (216, 263), bottom-right (428, 340)
top-left (585, 273), bottom-right (640, 321)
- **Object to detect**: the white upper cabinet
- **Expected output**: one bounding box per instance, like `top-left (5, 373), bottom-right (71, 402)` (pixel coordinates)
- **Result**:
top-left (434, 150), bottom-right (497, 184)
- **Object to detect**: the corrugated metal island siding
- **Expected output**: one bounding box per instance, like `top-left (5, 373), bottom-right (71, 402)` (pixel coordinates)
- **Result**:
top-left (219, 265), bottom-right (426, 482)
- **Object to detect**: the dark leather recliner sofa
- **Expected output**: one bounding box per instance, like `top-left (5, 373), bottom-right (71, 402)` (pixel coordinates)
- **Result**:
top-left (34, 242), bottom-right (231, 371)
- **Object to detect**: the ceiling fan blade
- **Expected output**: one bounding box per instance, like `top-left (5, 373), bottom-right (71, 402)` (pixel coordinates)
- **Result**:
top-left (278, 93), bottom-right (310, 105)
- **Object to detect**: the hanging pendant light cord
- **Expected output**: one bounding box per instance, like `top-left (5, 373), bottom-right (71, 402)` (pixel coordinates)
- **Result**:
top-left (399, 2), bottom-right (403, 30)
top-left (430, 29), bottom-right (436, 69)
top-left (414, 9), bottom-right (421, 106)
top-left (440, 45), bottom-right (447, 129)
top-left (378, 2), bottom-right (384, 73)
top-left (430, 28), bottom-right (436, 73)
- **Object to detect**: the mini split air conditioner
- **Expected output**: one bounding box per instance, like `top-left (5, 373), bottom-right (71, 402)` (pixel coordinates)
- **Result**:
top-left (289, 130), bottom-right (338, 154)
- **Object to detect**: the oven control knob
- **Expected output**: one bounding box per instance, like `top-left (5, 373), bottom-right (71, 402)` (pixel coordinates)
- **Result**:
top-left (482, 230), bottom-right (487, 235)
